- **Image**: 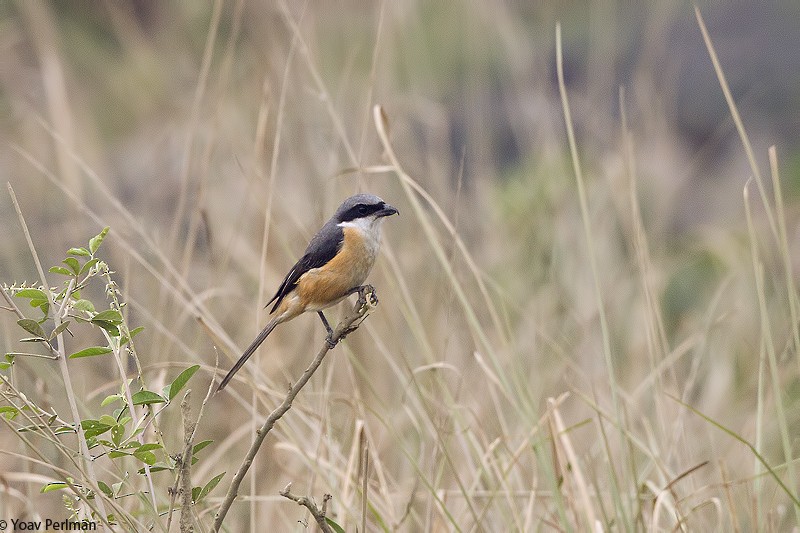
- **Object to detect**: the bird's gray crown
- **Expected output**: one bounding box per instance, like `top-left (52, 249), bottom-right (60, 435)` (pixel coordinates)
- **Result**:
top-left (333, 193), bottom-right (393, 223)
top-left (335, 194), bottom-right (384, 216)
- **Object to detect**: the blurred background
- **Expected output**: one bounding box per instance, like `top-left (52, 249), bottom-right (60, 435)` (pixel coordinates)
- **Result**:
top-left (2, 1), bottom-right (800, 530)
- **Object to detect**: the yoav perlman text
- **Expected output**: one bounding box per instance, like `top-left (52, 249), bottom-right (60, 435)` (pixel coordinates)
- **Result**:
top-left (8, 518), bottom-right (97, 531)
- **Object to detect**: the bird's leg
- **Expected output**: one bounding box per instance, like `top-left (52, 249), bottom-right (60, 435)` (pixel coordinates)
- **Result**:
top-left (344, 285), bottom-right (362, 297)
top-left (323, 286), bottom-right (379, 347)
top-left (317, 311), bottom-right (336, 348)
top-left (333, 285), bottom-right (378, 342)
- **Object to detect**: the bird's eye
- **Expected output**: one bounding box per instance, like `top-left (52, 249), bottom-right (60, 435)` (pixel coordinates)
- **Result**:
top-left (358, 205), bottom-right (368, 215)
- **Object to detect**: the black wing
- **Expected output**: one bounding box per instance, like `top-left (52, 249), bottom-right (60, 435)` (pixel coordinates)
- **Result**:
top-left (266, 221), bottom-right (344, 314)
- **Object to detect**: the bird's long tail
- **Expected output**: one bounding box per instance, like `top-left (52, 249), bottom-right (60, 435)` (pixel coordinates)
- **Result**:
top-left (217, 317), bottom-right (280, 392)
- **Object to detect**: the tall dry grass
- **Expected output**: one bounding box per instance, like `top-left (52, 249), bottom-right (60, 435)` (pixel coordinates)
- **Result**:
top-left (1, 1), bottom-right (799, 531)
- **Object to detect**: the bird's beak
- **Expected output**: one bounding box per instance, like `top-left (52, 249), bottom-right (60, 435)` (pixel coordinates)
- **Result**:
top-left (376, 204), bottom-right (399, 217)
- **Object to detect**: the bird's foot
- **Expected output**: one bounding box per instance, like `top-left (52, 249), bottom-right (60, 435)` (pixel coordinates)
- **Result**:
top-left (325, 332), bottom-right (337, 349)
top-left (325, 285), bottom-right (378, 347)
top-left (356, 284), bottom-right (378, 307)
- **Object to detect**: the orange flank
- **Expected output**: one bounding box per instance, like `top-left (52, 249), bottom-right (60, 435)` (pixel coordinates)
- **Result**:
top-left (275, 227), bottom-right (378, 318)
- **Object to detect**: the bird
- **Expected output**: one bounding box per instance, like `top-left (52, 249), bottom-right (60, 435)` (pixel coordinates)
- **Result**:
top-left (217, 193), bottom-right (398, 391)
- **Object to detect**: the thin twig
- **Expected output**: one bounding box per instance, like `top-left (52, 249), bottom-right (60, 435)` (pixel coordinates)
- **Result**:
top-left (280, 483), bottom-right (334, 533)
top-left (6, 183), bottom-right (111, 526)
top-left (360, 429), bottom-right (369, 533)
top-left (167, 356), bottom-right (219, 531)
top-left (211, 287), bottom-right (377, 532)
top-left (1, 285), bottom-right (60, 359)
top-left (99, 264), bottom-right (160, 513)
top-left (179, 391), bottom-right (195, 533)
top-left (4, 352), bottom-right (59, 360)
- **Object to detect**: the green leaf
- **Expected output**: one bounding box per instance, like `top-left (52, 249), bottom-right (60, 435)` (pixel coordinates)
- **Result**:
top-left (97, 481), bottom-right (113, 498)
top-left (41, 482), bottom-right (69, 493)
top-left (134, 450), bottom-right (157, 466)
top-left (193, 440), bottom-right (213, 454)
top-left (0, 406), bottom-right (19, 418)
top-left (49, 266), bottom-right (74, 276)
top-left (93, 309), bottom-right (123, 324)
top-left (108, 451), bottom-right (129, 459)
top-left (99, 414), bottom-right (118, 427)
top-left (168, 365), bottom-right (200, 401)
top-left (137, 443), bottom-right (163, 452)
top-left (15, 288), bottom-right (46, 300)
top-left (82, 419), bottom-right (112, 438)
top-left (139, 461), bottom-right (173, 474)
top-left (74, 299), bottom-right (95, 313)
top-left (0, 354), bottom-right (14, 370)
top-left (69, 346), bottom-right (112, 359)
top-left (19, 337), bottom-right (47, 343)
top-left (79, 258), bottom-right (100, 275)
top-left (101, 394), bottom-right (123, 407)
top-left (131, 390), bottom-right (166, 406)
top-left (63, 257), bottom-right (81, 275)
top-left (49, 321), bottom-right (70, 340)
top-left (94, 322), bottom-right (120, 336)
top-left (78, 258), bottom-right (100, 276)
top-left (68, 247), bottom-right (91, 257)
top-left (111, 424), bottom-right (125, 447)
top-left (92, 310), bottom-right (123, 336)
top-left (29, 300), bottom-right (49, 314)
top-left (89, 227), bottom-right (110, 254)
top-left (120, 326), bottom-right (144, 346)
top-left (326, 518), bottom-right (346, 533)
top-left (195, 472), bottom-right (225, 503)
top-left (17, 318), bottom-right (46, 339)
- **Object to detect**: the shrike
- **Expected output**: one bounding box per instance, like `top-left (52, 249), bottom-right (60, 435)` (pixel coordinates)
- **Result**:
top-left (217, 193), bottom-right (398, 391)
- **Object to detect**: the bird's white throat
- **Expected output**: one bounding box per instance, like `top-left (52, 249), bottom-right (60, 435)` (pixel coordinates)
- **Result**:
top-left (338, 216), bottom-right (385, 256)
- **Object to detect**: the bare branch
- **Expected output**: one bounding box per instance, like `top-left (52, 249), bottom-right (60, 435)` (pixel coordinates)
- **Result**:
top-left (211, 286), bottom-right (377, 531)
top-left (280, 483), bottom-right (334, 533)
